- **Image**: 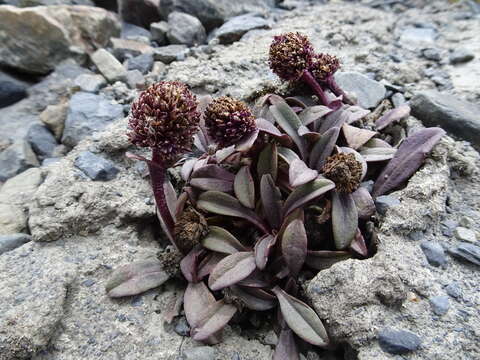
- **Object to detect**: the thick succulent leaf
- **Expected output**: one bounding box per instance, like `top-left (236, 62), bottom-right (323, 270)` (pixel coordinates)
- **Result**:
top-left (236, 128), bottom-right (259, 152)
top-left (318, 107), bottom-right (349, 134)
top-left (257, 142), bottom-right (278, 181)
top-left (309, 127), bottom-right (340, 170)
top-left (298, 105), bottom-right (332, 126)
top-left (215, 145), bottom-right (236, 163)
top-left (289, 159), bottom-right (318, 188)
top-left (350, 228), bottom-right (368, 257)
top-left (270, 101), bottom-right (308, 159)
top-left (352, 187), bottom-right (376, 219)
top-left (282, 219), bottom-right (307, 276)
top-left (338, 147), bottom-right (367, 180)
top-left (184, 282), bottom-right (216, 328)
top-left (256, 118), bottom-right (292, 144)
top-left (283, 179), bottom-right (335, 216)
top-left (180, 246), bottom-right (205, 283)
top-left (273, 329), bottom-right (300, 360)
top-left (272, 286), bottom-right (329, 347)
top-left (230, 285), bottom-right (276, 311)
top-left (278, 146), bottom-right (301, 165)
top-left (106, 259), bottom-right (170, 298)
top-left (197, 252), bottom-right (225, 280)
top-left (191, 300), bottom-right (237, 341)
top-left (208, 252), bottom-right (256, 291)
top-left (234, 166), bottom-right (255, 209)
top-left (260, 174), bottom-right (283, 229)
top-left (181, 158), bottom-right (197, 181)
top-left (332, 191), bottom-right (358, 250)
top-left (254, 234), bottom-right (277, 270)
top-left (342, 124), bottom-right (377, 150)
top-left (363, 138), bottom-right (392, 148)
top-left (190, 178), bottom-right (233, 192)
top-left (306, 250), bottom-right (352, 270)
top-left (237, 269), bottom-right (272, 288)
top-left (192, 157), bottom-right (208, 172)
top-left (252, 94), bottom-right (272, 118)
top-left (164, 178), bottom-right (177, 219)
top-left (373, 127), bottom-right (445, 197)
top-left (375, 104), bottom-right (411, 131)
top-left (344, 105), bottom-right (371, 124)
top-left (285, 96), bottom-right (308, 109)
top-left (197, 191), bottom-right (269, 233)
top-left (359, 147), bottom-right (397, 162)
top-left (191, 164), bottom-right (235, 182)
top-left (298, 125), bottom-right (321, 143)
top-left (201, 226), bottom-right (247, 254)
top-left (163, 289), bottom-right (185, 324)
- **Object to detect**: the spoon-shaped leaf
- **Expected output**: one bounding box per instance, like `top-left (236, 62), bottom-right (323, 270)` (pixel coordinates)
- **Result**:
top-left (289, 159), bottom-right (318, 188)
top-left (298, 105), bottom-right (332, 126)
top-left (272, 286), bottom-right (329, 347)
top-left (305, 250), bottom-right (352, 270)
top-left (197, 252), bottom-right (225, 280)
top-left (190, 178), bottom-right (233, 192)
top-left (278, 146), bottom-right (301, 165)
top-left (184, 281), bottom-right (216, 328)
top-left (256, 118), bottom-right (292, 144)
top-left (283, 179), bottom-right (335, 216)
top-left (309, 127), bottom-right (340, 170)
top-left (254, 234), bottom-right (277, 270)
top-left (236, 128), bottom-right (259, 152)
top-left (181, 158), bottom-right (197, 181)
top-left (208, 252), bottom-right (256, 291)
top-left (261, 174), bottom-right (283, 229)
top-left (372, 127), bottom-right (445, 197)
top-left (350, 228), bottom-right (368, 257)
top-left (352, 187), bottom-right (376, 219)
top-left (180, 245), bottom-right (205, 283)
top-left (273, 329), bottom-right (300, 360)
top-left (257, 142), bottom-right (278, 181)
top-left (234, 166), bottom-right (255, 209)
top-left (282, 219), bottom-right (307, 276)
top-left (230, 285), bottom-right (276, 311)
top-left (363, 138), bottom-right (392, 148)
top-left (191, 300), bottom-right (237, 341)
top-left (332, 191), bottom-right (358, 250)
top-left (359, 147), bottom-right (397, 162)
top-left (201, 226), bottom-right (247, 254)
top-left (342, 124), bottom-right (377, 150)
top-left (318, 107), bottom-right (349, 134)
top-left (191, 164), bottom-right (235, 182)
top-left (375, 104), bottom-right (410, 131)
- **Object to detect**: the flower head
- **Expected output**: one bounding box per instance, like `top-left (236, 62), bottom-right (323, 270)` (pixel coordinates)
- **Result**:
top-left (311, 53), bottom-right (340, 81)
top-left (127, 81), bottom-right (200, 163)
top-left (269, 32), bottom-right (314, 81)
top-left (204, 96), bottom-right (257, 148)
top-left (322, 153), bottom-right (362, 193)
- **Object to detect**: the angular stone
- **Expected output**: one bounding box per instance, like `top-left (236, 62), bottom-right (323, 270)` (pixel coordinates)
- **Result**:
top-left (334, 72), bottom-right (386, 109)
top-left (429, 296), bottom-right (450, 316)
top-left (61, 92), bottom-right (124, 147)
top-left (0, 167), bottom-right (44, 206)
top-left (74, 151), bottom-right (119, 181)
top-left (399, 27), bottom-right (437, 48)
top-left (126, 53), bottom-right (154, 74)
top-left (0, 71), bottom-right (27, 108)
top-left (121, 22), bottom-right (152, 41)
top-left (126, 70), bottom-right (145, 89)
top-left (0, 141), bottom-right (39, 182)
top-left (182, 346), bottom-right (215, 360)
top-left (422, 48), bottom-right (441, 61)
top-left (420, 241), bottom-right (447, 267)
top-left (449, 49), bottom-right (475, 64)
top-left (448, 242), bottom-right (480, 266)
top-left (410, 90), bottom-right (480, 149)
top-left (0, 233), bottom-right (31, 255)
top-left (118, 0), bottom-right (161, 28)
top-left (378, 328), bottom-right (422, 354)
top-left (454, 227), bottom-right (477, 243)
top-left (167, 12), bottom-right (206, 46)
top-left (0, 203), bottom-right (27, 235)
top-left (375, 195), bottom-right (401, 216)
top-left (27, 123), bottom-right (58, 160)
top-left (73, 73), bottom-right (107, 93)
top-left (110, 38), bottom-right (154, 62)
top-left (90, 49), bottom-right (128, 83)
top-left (215, 14), bottom-right (270, 45)
top-left (153, 45), bottom-right (188, 64)
top-left (445, 282), bottom-right (462, 299)
top-left (150, 21), bottom-right (169, 45)
top-left (39, 102), bottom-right (69, 140)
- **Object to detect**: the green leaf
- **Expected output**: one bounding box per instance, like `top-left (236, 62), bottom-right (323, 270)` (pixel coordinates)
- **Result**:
top-left (282, 219), bottom-right (307, 276)
top-left (283, 178), bottom-right (335, 216)
top-left (234, 166), bottom-right (255, 209)
top-left (272, 286), bottom-right (329, 347)
top-left (201, 226), bottom-right (247, 254)
top-left (331, 191), bottom-right (358, 250)
top-left (257, 143), bottom-right (278, 181)
top-left (208, 252), bottom-right (256, 291)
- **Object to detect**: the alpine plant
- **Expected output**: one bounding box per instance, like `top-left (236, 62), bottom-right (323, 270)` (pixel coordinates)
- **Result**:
top-left (107, 33), bottom-right (445, 359)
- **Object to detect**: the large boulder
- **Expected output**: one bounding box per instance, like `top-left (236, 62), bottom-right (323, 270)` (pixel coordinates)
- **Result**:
top-left (0, 5), bottom-right (120, 74)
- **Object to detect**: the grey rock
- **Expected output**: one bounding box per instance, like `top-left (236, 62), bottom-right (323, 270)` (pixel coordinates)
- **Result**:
top-left (90, 49), bottom-right (128, 83)
top-left (399, 27), bottom-right (437, 48)
top-left (0, 203), bottom-right (27, 235)
top-left (391, 92), bottom-right (406, 108)
top-left (334, 72), bottom-right (386, 108)
top-left (0, 141), bottom-right (39, 182)
top-left (61, 92), bottom-right (124, 148)
top-left (126, 53), bottom-right (154, 74)
top-left (0, 233), bottom-right (31, 255)
top-left (74, 151), bottom-right (119, 181)
top-left (215, 14), bottom-right (270, 45)
top-left (378, 328), bottom-right (422, 354)
top-left (111, 38), bottom-right (154, 62)
top-left (42, 157), bottom-right (61, 166)
top-left (39, 102), bottom-right (69, 140)
top-left (118, 0), bottom-right (161, 28)
top-left (421, 48), bottom-right (441, 61)
top-left (167, 12), bottom-right (206, 47)
top-left (448, 242), bottom-right (480, 266)
top-left (2, 0), bottom-right (93, 5)
top-left (375, 195), bottom-right (401, 216)
top-left (27, 123), bottom-right (58, 160)
top-left (449, 49), bottom-right (475, 64)
top-left (122, 22), bottom-right (152, 41)
top-left (153, 45), bottom-right (189, 64)
top-left (0, 167), bottom-right (44, 206)
top-left (126, 70), bottom-right (145, 89)
top-left (454, 227), bottom-right (477, 243)
top-left (150, 21), bottom-right (169, 45)
top-left (420, 241), bottom-right (447, 267)
top-left (445, 282), bottom-right (462, 299)
top-left (174, 316), bottom-right (190, 336)
top-left (74, 73), bottom-right (107, 93)
top-left (0, 71), bottom-right (27, 108)
top-left (183, 346), bottom-right (215, 360)
top-left (429, 296), bottom-right (450, 316)
top-left (441, 219), bottom-right (457, 237)
top-left (410, 90), bottom-right (480, 149)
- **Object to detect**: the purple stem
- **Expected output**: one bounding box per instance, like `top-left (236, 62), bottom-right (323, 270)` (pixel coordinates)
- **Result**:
top-left (301, 70), bottom-right (332, 108)
top-left (325, 75), bottom-right (355, 105)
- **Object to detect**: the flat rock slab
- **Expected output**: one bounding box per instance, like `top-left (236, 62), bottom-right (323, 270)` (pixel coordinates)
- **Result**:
top-left (334, 72), bottom-right (386, 109)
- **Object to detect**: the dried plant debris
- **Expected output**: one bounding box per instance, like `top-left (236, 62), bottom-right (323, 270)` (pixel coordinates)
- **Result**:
top-left (106, 33), bottom-right (445, 359)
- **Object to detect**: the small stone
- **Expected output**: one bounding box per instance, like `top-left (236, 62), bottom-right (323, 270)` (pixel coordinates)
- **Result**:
top-left (0, 167), bottom-right (43, 206)
top-left (334, 72), bottom-right (386, 109)
top-left (90, 48), bottom-right (128, 83)
top-left (449, 49), bottom-right (475, 64)
top-left (391, 93), bottom-right (406, 108)
top-left (399, 27), bottom-right (437, 48)
top-left (215, 14), bottom-right (270, 45)
top-left (39, 102), bottom-right (69, 140)
top-left (122, 22), bottom-right (152, 41)
top-left (429, 295), bottom-right (450, 316)
top-left (173, 317), bottom-right (190, 336)
top-left (151, 61), bottom-right (166, 76)
top-left (420, 241), bottom-right (447, 267)
top-left (459, 216), bottom-right (474, 228)
top-left (183, 346), bottom-right (215, 360)
top-left (74, 151), bottom-right (119, 181)
top-left (262, 330), bottom-right (278, 346)
top-left (448, 242), bottom-right (480, 266)
top-left (126, 53), bottom-right (154, 74)
top-left (0, 71), bottom-right (27, 108)
top-left (111, 38), bottom-right (153, 62)
top-left (454, 227), bottom-right (477, 243)
top-left (378, 328), bottom-right (422, 354)
top-left (0, 233), bottom-right (31, 255)
top-left (126, 70), bottom-right (145, 89)
top-left (0, 203), bottom-right (27, 235)
top-left (445, 282), bottom-right (462, 299)
top-left (441, 219), bottom-right (458, 237)
top-left (150, 21), bottom-right (169, 45)
top-left (82, 279), bottom-right (96, 287)
top-left (74, 74), bottom-right (107, 93)
top-left (375, 195), bottom-right (400, 216)
top-left (167, 12), bottom-right (206, 47)
top-left (26, 123), bottom-right (57, 160)
top-left (421, 48), bottom-right (441, 61)
top-left (153, 45), bottom-right (188, 64)
top-left (0, 141), bottom-right (39, 182)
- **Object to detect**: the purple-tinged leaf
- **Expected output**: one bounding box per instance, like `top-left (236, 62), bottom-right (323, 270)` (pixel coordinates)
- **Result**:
top-left (289, 159), bottom-right (318, 188)
top-left (297, 125), bottom-right (321, 142)
top-left (164, 178), bottom-right (177, 219)
top-left (236, 128), bottom-right (259, 152)
top-left (283, 179), bottom-right (335, 216)
top-left (309, 127), bottom-right (340, 170)
top-left (181, 158), bottom-right (197, 181)
top-left (197, 191), bottom-right (269, 233)
top-left (191, 164), bottom-right (235, 182)
top-left (359, 147), bottom-right (397, 162)
top-left (270, 101), bottom-right (308, 160)
top-left (318, 108), bottom-right (349, 135)
top-left (192, 157), bottom-right (209, 172)
top-left (184, 282), bottom-right (216, 328)
top-left (106, 259), bottom-right (170, 298)
top-left (125, 152), bottom-right (148, 163)
top-left (190, 178), bottom-right (233, 192)
top-left (363, 138), bottom-right (392, 148)
top-left (373, 128), bottom-right (445, 197)
top-left (197, 252), bottom-right (225, 280)
top-left (350, 228), bottom-right (368, 257)
top-left (278, 146), bottom-right (301, 165)
top-left (174, 192), bottom-right (188, 220)
top-left (306, 250), bottom-right (352, 270)
top-left (256, 118), bottom-right (291, 145)
top-left (342, 124), bottom-right (377, 150)
top-left (260, 174), bottom-right (283, 229)
top-left (254, 234), bottom-right (277, 270)
top-left (215, 145), bottom-right (236, 163)
top-left (298, 105), bottom-right (332, 126)
top-left (191, 300), bottom-right (237, 341)
top-left (282, 219), bottom-right (307, 276)
top-left (252, 94), bottom-right (272, 118)
top-left (201, 226), bottom-right (247, 254)
top-left (237, 269), bottom-right (272, 288)
top-left (273, 329), bottom-right (300, 360)
top-left (344, 105), bottom-right (371, 124)
top-left (230, 285), bottom-right (276, 311)
top-left (163, 289), bottom-right (184, 324)
top-left (338, 147), bottom-right (367, 180)
top-left (285, 96), bottom-right (308, 109)
top-left (352, 187), bottom-right (376, 220)
top-left (234, 166), bottom-right (255, 209)
top-left (272, 286), bottom-right (329, 347)
top-left (208, 252), bottom-right (256, 291)
top-left (332, 191), bottom-right (358, 250)
top-left (375, 104), bottom-right (411, 131)
top-left (257, 142), bottom-right (278, 181)
top-left (180, 246), bottom-right (205, 283)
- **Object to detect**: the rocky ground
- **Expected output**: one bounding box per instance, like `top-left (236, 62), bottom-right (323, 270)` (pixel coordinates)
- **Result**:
top-left (0, 0), bottom-right (479, 359)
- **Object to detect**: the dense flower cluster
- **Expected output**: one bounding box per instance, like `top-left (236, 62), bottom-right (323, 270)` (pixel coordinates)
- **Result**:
top-left (323, 153), bottom-right (363, 193)
top-left (311, 53), bottom-right (341, 81)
